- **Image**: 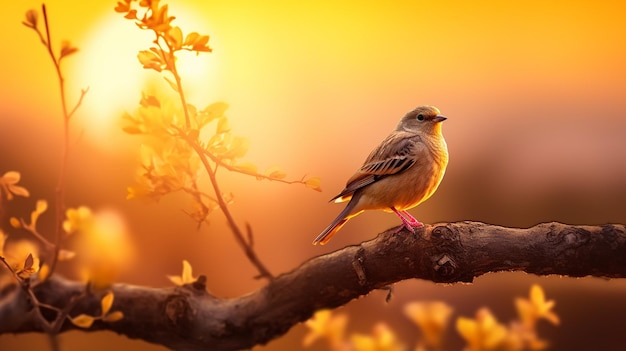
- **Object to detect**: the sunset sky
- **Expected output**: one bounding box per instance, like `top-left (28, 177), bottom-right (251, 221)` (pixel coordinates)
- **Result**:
top-left (1, 1), bottom-right (626, 350)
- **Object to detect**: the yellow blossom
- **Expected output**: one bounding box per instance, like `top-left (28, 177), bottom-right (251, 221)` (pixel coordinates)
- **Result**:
top-left (63, 206), bottom-right (94, 234)
top-left (457, 308), bottom-right (519, 351)
top-left (515, 284), bottom-right (560, 328)
top-left (351, 323), bottom-right (404, 351)
top-left (304, 309), bottom-right (347, 348)
top-left (167, 260), bottom-right (196, 286)
top-left (508, 322), bottom-right (549, 351)
top-left (404, 301), bottom-right (453, 348)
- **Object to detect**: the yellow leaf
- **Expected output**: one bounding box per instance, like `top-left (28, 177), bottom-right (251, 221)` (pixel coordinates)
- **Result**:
top-left (103, 311), bottom-right (124, 323)
top-left (9, 217), bottom-right (21, 228)
top-left (1, 171), bottom-right (29, 200)
top-left (23, 253), bottom-right (34, 271)
top-left (114, 1), bottom-right (131, 13)
top-left (199, 102), bottom-right (229, 126)
top-left (101, 292), bottom-right (114, 316)
top-left (60, 40), bottom-right (79, 58)
top-left (124, 9), bottom-right (137, 20)
top-left (4, 240), bottom-right (40, 275)
top-left (2, 171), bottom-right (21, 184)
top-left (8, 185), bottom-right (30, 198)
top-left (140, 94), bottom-right (161, 108)
top-left (36, 199), bottom-right (48, 213)
top-left (122, 126), bottom-right (143, 134)
top-left (181, 259), bottom-right (194, 283)
top-left (166, 275), bottom-right (184, 286)
top-left (167, 259), bottom-right (196, 286)
top-left (305, 177), bottom-right (322, 192)
top-left (23, 9), bottom-right (38, 27)
top-left (137, 50), bottom-right (163, 72)
top-left (228, 136), bottom-right (250, 159)
top-left (235, 162), bottom-right (258, 175)
top-left (216, 117), bottom-right (230, 134)
top-left (265, 166), bottom-right (286, 180)
top-left (71, 314), bottom-right (95, 329)
top-left (30, 199), bottom-right (48, 227)
top-left (183, 31), bottom-right (199, 46)
top-left (192, 35), bottom-right (212, 52)
top-left (17, 254), bottom-right (37, 278)
top-left (167, 26), bottom-right (183, 50)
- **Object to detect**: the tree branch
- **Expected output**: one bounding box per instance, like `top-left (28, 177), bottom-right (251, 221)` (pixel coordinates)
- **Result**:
top-left (1, 221), bottom-right (625, 350)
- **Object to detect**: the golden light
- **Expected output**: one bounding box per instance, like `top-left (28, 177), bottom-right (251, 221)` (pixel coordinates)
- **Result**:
top-left (72, 5), bottom-right (218, 153)
top-left (72, 13), bottom-right (149, 153)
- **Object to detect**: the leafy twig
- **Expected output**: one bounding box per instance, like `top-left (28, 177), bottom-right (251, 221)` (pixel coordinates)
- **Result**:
top-left (186, 136), bottom-right (274, 279)
top-left (116, 0), bottom-right (276, 279)
top-left (202, 149), bottom-right (319, 188)
top-left (24, 4), bottom-right (87, 278)
top-left (0, 256), bottom-right (58, 333)
top-left (15, 217), bottom-right (55, 253)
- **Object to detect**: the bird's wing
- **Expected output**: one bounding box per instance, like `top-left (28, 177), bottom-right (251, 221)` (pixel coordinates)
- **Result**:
top-left (330, 132), bottom-right (423, 202)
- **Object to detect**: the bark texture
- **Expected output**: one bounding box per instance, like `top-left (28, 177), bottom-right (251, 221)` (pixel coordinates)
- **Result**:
top-left (1, 221), bottom-right (625, 350)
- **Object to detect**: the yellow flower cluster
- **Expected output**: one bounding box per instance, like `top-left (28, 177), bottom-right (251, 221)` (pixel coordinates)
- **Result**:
top-left (304, 285), bottom-right (558, 351)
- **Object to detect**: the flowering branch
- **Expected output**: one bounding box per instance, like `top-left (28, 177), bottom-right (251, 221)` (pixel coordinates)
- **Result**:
top-left (116, 0), bottom-right (320, 280)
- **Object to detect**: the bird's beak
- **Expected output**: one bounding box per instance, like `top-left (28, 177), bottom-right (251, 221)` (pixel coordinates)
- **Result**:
top-left (432, 115), bottom-right (447, 123)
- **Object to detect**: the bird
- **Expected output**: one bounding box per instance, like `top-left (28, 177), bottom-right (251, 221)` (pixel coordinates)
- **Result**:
top-left (313, 105), bottom-right (449, 245)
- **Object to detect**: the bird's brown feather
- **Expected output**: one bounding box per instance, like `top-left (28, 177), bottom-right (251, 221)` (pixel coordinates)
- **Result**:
top-left (330, 133), bottom-right (422, 203)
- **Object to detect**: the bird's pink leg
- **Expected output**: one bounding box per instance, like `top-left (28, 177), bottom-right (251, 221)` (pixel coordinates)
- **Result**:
top-left (400, 210), bottom-right (423, 227)
top-left (391, 207), bottom-right (423, 233)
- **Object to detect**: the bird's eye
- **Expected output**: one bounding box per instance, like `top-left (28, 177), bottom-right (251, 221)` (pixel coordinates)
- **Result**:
top-left (417, 114), bottom-right (424, 121)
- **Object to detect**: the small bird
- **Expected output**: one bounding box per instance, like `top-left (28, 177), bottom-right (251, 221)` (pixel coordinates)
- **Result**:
top-left (313, 105), bottom-right (449, 245)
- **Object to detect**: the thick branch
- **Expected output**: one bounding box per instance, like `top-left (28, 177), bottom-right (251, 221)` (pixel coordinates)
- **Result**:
top-left (1, 221), bottom-right (625, 350)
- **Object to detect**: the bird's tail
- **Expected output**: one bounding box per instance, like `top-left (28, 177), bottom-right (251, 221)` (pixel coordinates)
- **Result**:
top-left (313, 197), bottom-right (360, 245)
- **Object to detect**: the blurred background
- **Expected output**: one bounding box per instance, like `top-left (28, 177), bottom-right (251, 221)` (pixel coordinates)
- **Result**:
top-left (1, 0), bottom-right (626, 350)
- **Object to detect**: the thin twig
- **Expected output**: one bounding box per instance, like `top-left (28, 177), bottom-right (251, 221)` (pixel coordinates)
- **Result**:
top-left (39, 4), bottom-right (88, 277)
top-left (152, 30), bottom-right (191, 128)
top-left (186, 137), bottom-right (274, 279)
top-left (67, 87), bottom-right (90, 119)
top-left (51, 285), bottom-right (90, 334)
top-left (18, 218), bottom-right (55, 252)
top-left (202, 149), bottom-right (310, 186)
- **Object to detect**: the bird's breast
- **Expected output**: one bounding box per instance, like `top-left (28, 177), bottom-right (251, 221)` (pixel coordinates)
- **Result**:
top-left (356, 155), bottom-right (447, 212)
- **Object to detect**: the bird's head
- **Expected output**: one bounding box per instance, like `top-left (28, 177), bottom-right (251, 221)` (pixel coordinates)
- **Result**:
top-left (397, 105), bottom-right (447, 135)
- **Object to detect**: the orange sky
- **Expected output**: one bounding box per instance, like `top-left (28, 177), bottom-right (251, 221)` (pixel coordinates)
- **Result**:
top-left (1, 1), bottom-right (626, 350)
